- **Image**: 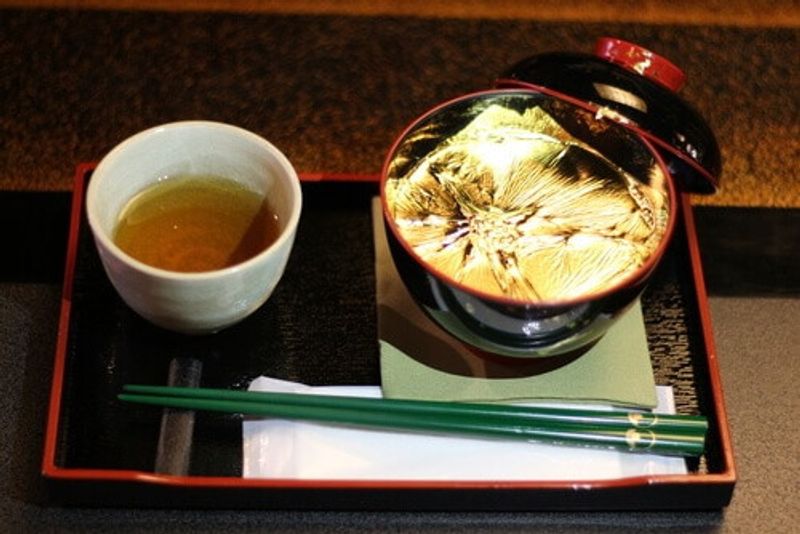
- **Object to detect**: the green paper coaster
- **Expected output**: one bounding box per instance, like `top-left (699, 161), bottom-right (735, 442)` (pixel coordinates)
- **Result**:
top-left (372, 199), bottom-right (657, 408)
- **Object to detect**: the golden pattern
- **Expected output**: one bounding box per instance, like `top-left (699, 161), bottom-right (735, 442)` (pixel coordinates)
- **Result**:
top-left (386, 102), bottom-right (669, 302)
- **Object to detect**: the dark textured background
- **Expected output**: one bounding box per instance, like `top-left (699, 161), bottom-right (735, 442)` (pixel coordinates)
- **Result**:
top-left (1, 7), bottom-right (799, 533)
top-left (1, 9), bottom-right (798, 206)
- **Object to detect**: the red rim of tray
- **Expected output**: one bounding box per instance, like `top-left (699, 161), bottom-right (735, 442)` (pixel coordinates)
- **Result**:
top-left (42, 163), bottom-right (735, 501)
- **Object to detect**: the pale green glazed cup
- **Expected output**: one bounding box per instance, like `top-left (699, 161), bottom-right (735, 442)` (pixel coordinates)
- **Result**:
top-left (86, 121), bottom-right (302, 334)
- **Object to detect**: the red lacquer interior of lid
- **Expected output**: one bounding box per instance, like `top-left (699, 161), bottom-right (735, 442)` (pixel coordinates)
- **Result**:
top-left (595, 37), bottom-right (686, 92)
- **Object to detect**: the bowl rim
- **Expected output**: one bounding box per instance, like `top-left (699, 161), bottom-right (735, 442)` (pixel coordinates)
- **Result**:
top-left (380, 88), bottom-right (678, 308)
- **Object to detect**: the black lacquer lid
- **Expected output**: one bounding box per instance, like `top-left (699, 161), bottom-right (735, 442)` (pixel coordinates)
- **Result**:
top-left (497, 37), bottom-right (720, 194)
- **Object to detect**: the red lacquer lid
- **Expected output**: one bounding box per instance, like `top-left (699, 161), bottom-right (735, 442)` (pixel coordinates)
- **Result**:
top-left (497, 37), bottom-right (722, 194)
top-left (594, 37), bottom-right (686, 92)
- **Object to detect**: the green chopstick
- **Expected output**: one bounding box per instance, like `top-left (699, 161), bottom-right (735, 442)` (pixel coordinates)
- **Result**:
top-left (120, 385), bottom-right (707, 457)
top-left (122, 384), bottom-right (708, 434)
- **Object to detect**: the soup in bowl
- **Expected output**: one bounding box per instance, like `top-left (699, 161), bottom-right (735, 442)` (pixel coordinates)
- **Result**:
top-left (381, 90), bottom-right (676, 358)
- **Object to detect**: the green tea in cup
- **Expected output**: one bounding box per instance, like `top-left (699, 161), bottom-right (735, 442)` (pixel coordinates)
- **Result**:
top-left (113, 174), bottom-right (281, 273)
top-left (86, 121), bottom-right (302, 334)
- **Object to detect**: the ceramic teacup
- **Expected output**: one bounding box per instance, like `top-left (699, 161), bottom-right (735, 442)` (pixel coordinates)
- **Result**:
top-left (86, 121), bottom-right (302, 334)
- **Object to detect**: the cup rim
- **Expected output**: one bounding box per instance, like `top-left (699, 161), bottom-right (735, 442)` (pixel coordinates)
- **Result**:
top-left (86, 120), bottom-right (303, 281)
top-left (380, 88), bottom-right (678, 308)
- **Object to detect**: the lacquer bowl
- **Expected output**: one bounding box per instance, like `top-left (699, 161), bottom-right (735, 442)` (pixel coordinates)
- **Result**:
top-left (380, 90), bottom-right (678, 358)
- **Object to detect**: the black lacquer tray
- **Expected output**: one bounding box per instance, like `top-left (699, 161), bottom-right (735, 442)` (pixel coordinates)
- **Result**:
top-left (41, 164), bottom-right (735, 510)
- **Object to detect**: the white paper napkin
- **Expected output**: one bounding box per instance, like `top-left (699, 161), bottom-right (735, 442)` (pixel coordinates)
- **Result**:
top-left (242, 377), bottom-right (687, 480)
